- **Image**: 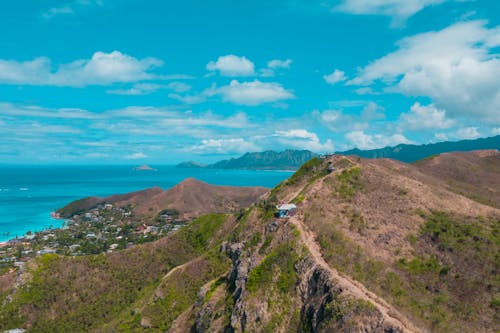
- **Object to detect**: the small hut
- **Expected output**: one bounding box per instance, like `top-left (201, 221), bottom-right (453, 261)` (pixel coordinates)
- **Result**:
top-left (276, 204), bottom-right (297, 218)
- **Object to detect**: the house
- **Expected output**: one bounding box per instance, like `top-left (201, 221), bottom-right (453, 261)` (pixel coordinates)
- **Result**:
top-left (276, 204), bottom-right (297, 218)
top-left (37, 248), bottom-right (56, 255)
top-left (327, 162), bottom-right (336, 173)
top-left (146, 226), bottom-right (159, 234)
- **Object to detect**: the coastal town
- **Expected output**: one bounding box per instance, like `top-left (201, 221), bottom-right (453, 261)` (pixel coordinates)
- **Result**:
top-left (0, 203), bottom-right (186, 275)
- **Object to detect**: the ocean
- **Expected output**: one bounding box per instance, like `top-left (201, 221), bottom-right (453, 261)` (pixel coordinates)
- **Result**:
top-left (0, 165), bottom-right (292, 241)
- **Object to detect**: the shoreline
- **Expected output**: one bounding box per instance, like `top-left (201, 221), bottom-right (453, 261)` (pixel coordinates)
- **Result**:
top-left (0, 168), bottom-right (291, 244)
top-left (0, 212), bottom-right (66, 244)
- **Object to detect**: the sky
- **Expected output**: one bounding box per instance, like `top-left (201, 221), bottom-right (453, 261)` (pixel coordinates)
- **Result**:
top-left (0, 0), bottom-right (499, 164)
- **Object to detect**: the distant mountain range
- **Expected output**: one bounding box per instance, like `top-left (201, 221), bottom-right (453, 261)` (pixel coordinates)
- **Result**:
top-left (340, 135), bottom-right (500, 163)
top-left (177, 135), bottom-right (500, 170)
top-left (176, 149), bottom-right (317, 170)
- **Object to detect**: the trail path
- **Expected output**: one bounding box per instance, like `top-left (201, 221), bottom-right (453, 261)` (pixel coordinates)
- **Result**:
top-left (290, 216), bottom-right (422, 333)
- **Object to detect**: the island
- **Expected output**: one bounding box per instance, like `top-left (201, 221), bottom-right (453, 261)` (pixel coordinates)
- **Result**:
top-left (133, 164), bottom-right (157, 171)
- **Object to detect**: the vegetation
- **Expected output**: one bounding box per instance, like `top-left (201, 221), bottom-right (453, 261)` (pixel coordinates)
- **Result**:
top-left (334, 166), bottom-right (363, 198)
top-left (247, 242), bottom-right (299, 294)
top-left (311, 208), bottom-right (500, 332)
top-left (0, 214), bottom-right (230, 332)
top-left (288, 157), bottom-right (324, 184)
top-left (318, 296), bottom-right (378, 332)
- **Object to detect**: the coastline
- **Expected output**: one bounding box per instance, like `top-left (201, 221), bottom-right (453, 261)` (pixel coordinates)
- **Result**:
top-left (0, 165), bottom-right (292, 243)
top-left (0, 213), bottom-right (65, 243)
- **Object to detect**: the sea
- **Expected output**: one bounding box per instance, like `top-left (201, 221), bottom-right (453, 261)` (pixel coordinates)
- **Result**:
top-left (0, 165), bottom-right (293, 241)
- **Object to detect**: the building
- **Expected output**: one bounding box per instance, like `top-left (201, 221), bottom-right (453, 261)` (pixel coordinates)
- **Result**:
top-left (276, 204), bottom-right (297, 218)
top-left (37, 248), bottom-right (56, 256)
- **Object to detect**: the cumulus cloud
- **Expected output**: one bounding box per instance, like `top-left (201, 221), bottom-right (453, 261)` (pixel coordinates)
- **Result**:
top-left (349, 21), bottom-right (500, 124)
top-left (260, 59), bottom-right (293, 77)
top-left (315, 101), bottom-right (384, 132)
top-left (268, 59), bottom-right (293, 69)
top-left (273, 129), bottom-right (334, 152)
top-left (345, 130), bottom-right (411, 149)
top-left (323, 69), bottom-right (347, 85)
top-left (42, 0), bottom-right (105, 20)
top-left (206, 55), bottom-right (255, 77)
top-left (107, 83), bottom-right (165, 95)
top-left (124, 152), bottom-right (147, 160)
top-left (218, 80), bottom-right (295, 106)
top-left (334, 0), bottom-right (447, 26)
top-left (434, 133), bottom-right (448, 141)
top-left (454, 127), bottom-right (480, 140)
top-left (493, 128), bottom-right (500, 136)
top-left (167, 81), bottom-right (191, 93)
top-left (42, 6), bottom-right (74, 19)
top-left (0, 51), bottom-right (163, 87)
top-left (400, 102), bottom-right (454, 130)
top-left (190, 138), bottom-right (261, 155)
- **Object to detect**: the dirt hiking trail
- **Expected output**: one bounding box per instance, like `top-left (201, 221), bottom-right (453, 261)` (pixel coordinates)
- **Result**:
top-left (290, 216), bottom-right (423, 333)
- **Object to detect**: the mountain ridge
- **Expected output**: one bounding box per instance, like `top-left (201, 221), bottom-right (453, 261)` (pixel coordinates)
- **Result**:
top-left (177, 149), bottom-right (317, 170)
top-left (177, 135), bottom-right (500, 170)
top-left (340, 135), bottom-right (500, 163)
top-left (1, 150), bottom-right (499, 332)
top-left (58, 178), bottom-right (269, 220)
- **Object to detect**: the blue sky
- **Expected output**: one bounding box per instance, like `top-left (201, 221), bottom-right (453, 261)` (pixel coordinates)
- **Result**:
top-left (0, 0), bottom-right (499, 164)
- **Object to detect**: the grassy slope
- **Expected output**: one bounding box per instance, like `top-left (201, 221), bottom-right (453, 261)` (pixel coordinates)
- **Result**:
top-left (2, 153), bottom-right (499, 332)
top-left (286, 158), bottom-right (500, 332)
top-left (0, 214), bottom-right (230, 332)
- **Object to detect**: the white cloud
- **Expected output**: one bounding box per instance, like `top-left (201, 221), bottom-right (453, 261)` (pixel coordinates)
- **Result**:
top-left (42, 6), bottom-right (74, 19)
top-left (0, 102), bottom-right (97, 119)
top-left (42, 0), bottom-right (104, 20)
top-left (345, 130), bottom-right (411, 149)
top-left (323, 69), bottom-right (347, 85)
top-left (493, 128), bottom-right (500, 136)
top-left (275, 129), bottom-right (318, 141)
top-left (168, 93), bottom-right (208, 104)
top-left (268, 59), bottom-right (293, 69)
top-left (125, 152), bottom-right (147, 160)
top-left (334, 0), bottom-right (447, 26)
top-left (454, 127), bottom-right (480, 140)
top-left (107, 81), bottom-right (191, 95)
top-left (315, 101), bottom-right (384, 132)
top-left (434, 133), bottom-right (448, 141)
top-left (190, 138), bottom-right (261, 155)
top-left (168, 84), bottom-right (217, 104)
top-left (107, 83), bottom-right (164, 95)
top-left (167, 81), bottom-right (191, 93)
top-left (259, 68), bottom-right (276, 77)
top-left (349, 21), bottom-right (500, 124)
top-left (354, 87), bottom-right (378, 95)
top-left (273, 129), bottom-right (334, 152)
top-left (218, 80), bottom-right (295, 106)
top-left (0, 51), bottom-right (163, 87)
top-left (400, 102), bottom-right (454, 130)
top-left (206, 55), bottom-right (255, 77)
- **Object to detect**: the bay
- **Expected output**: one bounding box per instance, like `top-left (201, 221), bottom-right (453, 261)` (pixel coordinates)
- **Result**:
top-left (0, 165), bottom-right (292, 241)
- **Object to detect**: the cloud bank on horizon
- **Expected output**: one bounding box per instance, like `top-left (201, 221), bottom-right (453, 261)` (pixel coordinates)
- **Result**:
top-left (0, 0), bottom-right (499, 163)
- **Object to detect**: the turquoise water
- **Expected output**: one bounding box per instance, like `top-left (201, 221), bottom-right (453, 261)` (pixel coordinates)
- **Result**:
top-left (0, 165), bottom-right (292, 241)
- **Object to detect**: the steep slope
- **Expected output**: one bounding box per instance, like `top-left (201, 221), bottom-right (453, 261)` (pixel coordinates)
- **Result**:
top-left (2, 153), bottom-right (499, 332)
top-left (414, 149), bottom-right (500, 208)
top-left (271, 154), bottom-right (499, 332)
top-left (58, 178), bottom-right (268, 220)
top-left (340, 135), bottom-right (500, 162)
top-left (126, 178), bottom-right (268, 219)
